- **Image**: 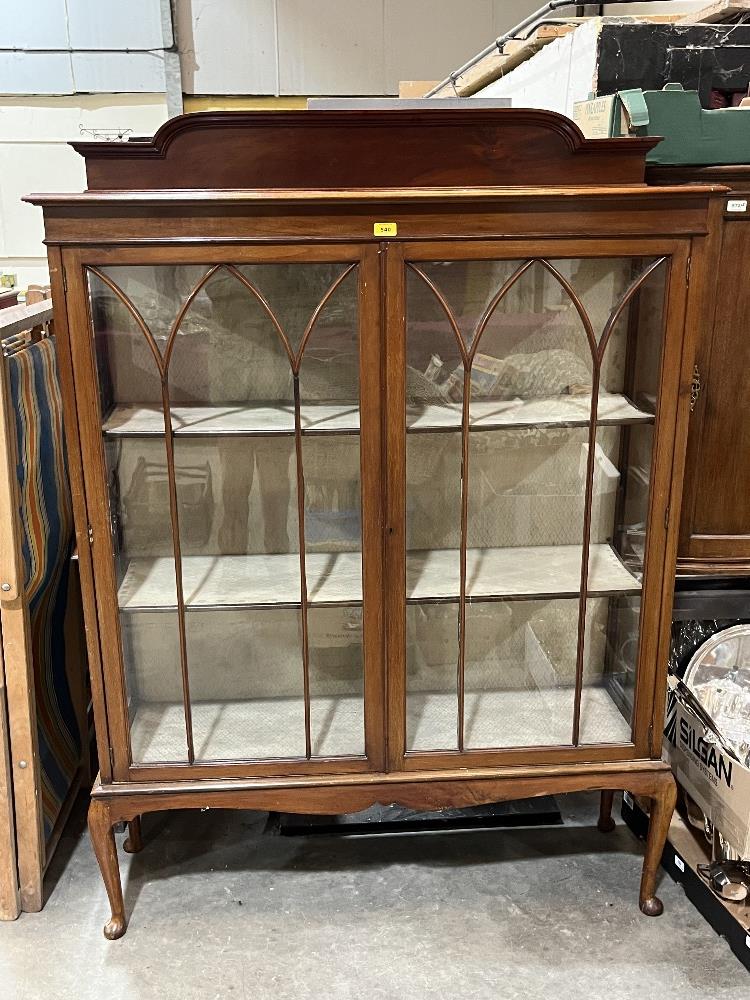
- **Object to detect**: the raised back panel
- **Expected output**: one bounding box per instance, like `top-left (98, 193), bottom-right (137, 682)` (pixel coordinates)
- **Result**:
top-left (72, 109), bottom-right (661, 192)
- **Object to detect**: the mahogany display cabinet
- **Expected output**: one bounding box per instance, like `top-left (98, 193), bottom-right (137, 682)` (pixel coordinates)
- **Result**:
top-left (647, 165), bottom-right (750, 576)
top-left (27, 109), bottom-right (724, 938)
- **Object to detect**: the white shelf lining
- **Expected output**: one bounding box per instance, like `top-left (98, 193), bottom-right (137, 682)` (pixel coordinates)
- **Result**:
top-left (103, 393), bottom-right (653, 438)
top-left (117, 543), bottom-right (640, 612)
top-left (129, 686), bottom-right (631, 764)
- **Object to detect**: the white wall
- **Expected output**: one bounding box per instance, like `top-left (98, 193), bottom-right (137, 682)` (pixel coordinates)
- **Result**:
top-left (0, 95), bottom-right (169, 285)
top-left (0, 0), bottom-right (177, 98)
top-left (176, 0), bottom-right (546, 96)
top-left (602, 2), bottom-right (705, 12)
top-left (175, 1), bottom-right (710, 96)
top-left (476, 17), bottom-right (602, 115)
top-left (0, 1), bottom-right (175, 285)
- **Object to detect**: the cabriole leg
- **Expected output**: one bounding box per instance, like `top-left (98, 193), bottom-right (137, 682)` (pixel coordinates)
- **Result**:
top-left (88, 798), bottom-right (127, 939)
top-left (124, 816), bottom-right (144, 854)
top-left (597, 790), bottom-right (616, 833)
top-left (639, 774), bottom-right (677, 917)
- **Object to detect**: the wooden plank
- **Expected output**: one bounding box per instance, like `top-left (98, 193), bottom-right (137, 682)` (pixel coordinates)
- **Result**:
top-left (357, 247), bottom-right (386, 772)
top-left (0, 300), bottom-right (53, 340)
top-left (679, 1), bottom-right (750, 24)
top-left (504, 23), bottom-right (577, 52)
top-left (499, 25), bottom-right (577, 74)
top-left (0, 345), bottom-right (26, 919)
top-left (48, 245), bottom-right (113, 783)
top-left (398, 81), bottom-right (438, 98)
top-left (0, 636), bottom-right (20, 921)
top-left (452, 26), bottom-right (577, 97)
top-left (0, 356), bottom-right (45, 912)
top-left (452, 51), bottom-right (508, 96)
top-left (0, 362), bottom-right (20, 605)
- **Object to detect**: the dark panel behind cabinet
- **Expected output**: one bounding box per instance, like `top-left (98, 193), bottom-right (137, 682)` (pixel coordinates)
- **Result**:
top-left (646, 165), bottom-right (750, 574)
top-left (690, 219), bottom-right (750, 541)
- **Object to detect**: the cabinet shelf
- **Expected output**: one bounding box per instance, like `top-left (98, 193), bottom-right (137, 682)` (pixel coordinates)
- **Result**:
top-left (103, 403), bottom-right (361, 437)
top-left (129, 686), bottom-right (631, 763)
top-left (407, 393), bottom-right (653, 432)
top-left (117, 543), bottom-right (640, 612)
top-left (103, 393), bottom-right (652, 439)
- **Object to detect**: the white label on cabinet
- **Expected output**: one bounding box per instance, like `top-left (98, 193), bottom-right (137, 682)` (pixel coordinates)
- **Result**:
top-left (727, 199), bottom-right (748, 213)
top-left (674, 854), bottom-right (685, 873)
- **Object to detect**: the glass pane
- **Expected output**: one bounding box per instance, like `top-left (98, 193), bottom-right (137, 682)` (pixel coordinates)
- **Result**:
top-left (579, 597), bottom-right (636, 744)
top-left (120, 609), bottom-right (183, 764)
top-left (404, 255), bottom-right (666, 752)
top-left (301, 268), bottom-right (363, 756)
top-left (405, 260), bottom-right (594, 751)
top-left (185, 609), bottom-right (307, 760)
top-left (583, 594), bottom-right (642, 743)
top-left (405, 264), bottom-right (463, 750)
top-left (580, 259), bottom-right (667, 744)
top-left (90, 261), bottom-right (364, 765)
top-left (309, 607), bottom-right (364, 756)
top-left (464, 600), bottom-right (579, 749)
top-left (406, 604), bottom-right (457, 751)
top-left (91, 274), bottom-right (187, 764)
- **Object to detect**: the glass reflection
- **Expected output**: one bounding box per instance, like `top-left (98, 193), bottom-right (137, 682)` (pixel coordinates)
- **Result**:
top-left (90, 262), bottom-right (365, 764)
top-left (404, 256), bottom-right (667, 751)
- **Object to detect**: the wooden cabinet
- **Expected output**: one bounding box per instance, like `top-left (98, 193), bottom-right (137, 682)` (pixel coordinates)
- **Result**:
top-left (28, 110), bottom-right (721, 938)
top-left (649, 165), bottom-right (750, 575)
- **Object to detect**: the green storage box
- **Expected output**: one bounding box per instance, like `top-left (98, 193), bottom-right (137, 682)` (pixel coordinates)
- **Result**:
top-left (573, 84), bottom-right (750, 166)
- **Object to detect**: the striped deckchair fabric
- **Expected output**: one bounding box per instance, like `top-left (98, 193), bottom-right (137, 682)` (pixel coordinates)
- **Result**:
top-left (8, 338), bottom-right (81, 841)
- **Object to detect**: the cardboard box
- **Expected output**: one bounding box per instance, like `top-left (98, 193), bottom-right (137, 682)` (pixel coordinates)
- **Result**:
top-left (573, 90), bottom-right (647, 139)
top-left (664, 687), bottom-right (750, 858)
top-left (574, 85), bottom-right (750, 165)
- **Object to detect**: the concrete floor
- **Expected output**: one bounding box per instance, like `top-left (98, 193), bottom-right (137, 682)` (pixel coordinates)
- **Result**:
top-left (0, 792), bottom-right (745, 1000)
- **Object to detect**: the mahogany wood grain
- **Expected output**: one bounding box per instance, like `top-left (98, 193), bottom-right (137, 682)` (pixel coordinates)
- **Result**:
top-left (384, 243), bottom-right (407, 771)
top-left (629, 245), bottom-right (690, 759)
top-left (358, 248), bottom-right (387, 773)
top-left (647, 167), bottom-right (750, 575)
top-left (639, 773), bottom-right (678, 916)
top-left (87, 762), bottom-right (676, 937)
top-left (647, 163), bottom-right (750, 196)
top-left (123, 816), bottom-right (143, 855)
top-left (27, 191), bottom-right (717, 247)
top-left (67, 110), bottom-right (660, 191)
top-left (88, 797), bottom-right (126, 939)
top-left (684, 219), bottom-right (750, 560)
top-left (598, 790), bottom-right (617, 833)
top-left (47, 246), bottom-right (112, 783)
top-left (63, 254), bottom-right (133, 780)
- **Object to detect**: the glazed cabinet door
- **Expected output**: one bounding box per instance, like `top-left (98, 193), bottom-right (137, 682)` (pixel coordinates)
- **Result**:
top-left (66, 247), bottom-right (383, 778)
top-left (385, 242), bottom-right (687, 767)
